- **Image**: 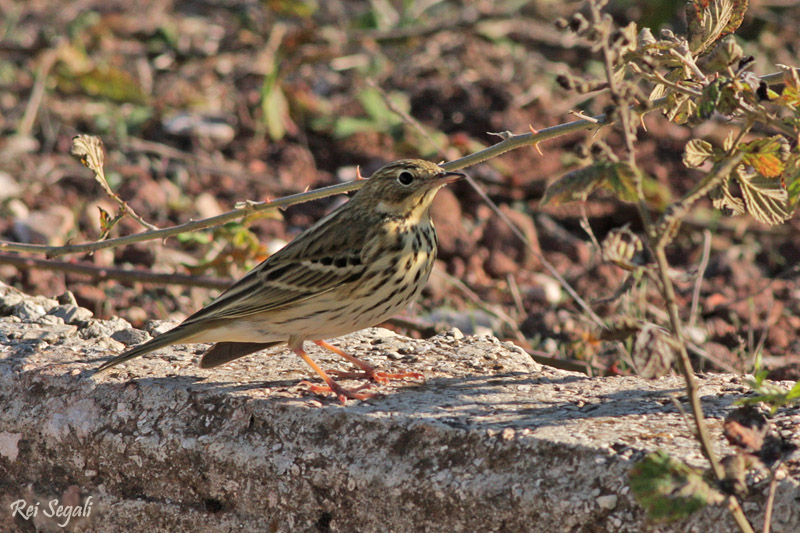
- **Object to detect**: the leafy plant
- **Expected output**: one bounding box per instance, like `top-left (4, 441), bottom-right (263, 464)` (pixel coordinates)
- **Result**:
top-left (549, 0), bottom-right (799, 530)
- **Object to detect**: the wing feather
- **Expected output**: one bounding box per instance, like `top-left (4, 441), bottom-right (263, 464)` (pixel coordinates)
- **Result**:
top-left (181, 208), bottom-right (370, 325)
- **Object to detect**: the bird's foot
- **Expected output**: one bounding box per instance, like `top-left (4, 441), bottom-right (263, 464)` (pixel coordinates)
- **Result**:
top-left (314, 340), bottom-right (424, 384)
top-left (299, 380), bottom-right (374, 404)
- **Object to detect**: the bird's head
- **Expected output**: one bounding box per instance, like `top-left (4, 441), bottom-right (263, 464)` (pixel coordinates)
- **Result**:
top-left (354, 159), bottom-right (465, 220)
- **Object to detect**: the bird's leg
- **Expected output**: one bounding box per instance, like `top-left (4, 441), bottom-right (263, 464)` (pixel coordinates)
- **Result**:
top-left (292, 344), bottom-right (373, 404)
top-left (314, 340), bottom-right (424, 384)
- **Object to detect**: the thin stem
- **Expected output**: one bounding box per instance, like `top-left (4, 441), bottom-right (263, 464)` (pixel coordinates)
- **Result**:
top-left (688, 229), bottom-right (712, 330)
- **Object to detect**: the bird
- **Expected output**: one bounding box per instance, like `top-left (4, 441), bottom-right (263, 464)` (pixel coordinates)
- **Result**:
top-left (96, 159), bottom-right (465, 403)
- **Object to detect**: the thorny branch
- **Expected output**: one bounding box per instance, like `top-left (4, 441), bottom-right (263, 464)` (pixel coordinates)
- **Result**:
top-left (0, 70), bottom-right (790, 260)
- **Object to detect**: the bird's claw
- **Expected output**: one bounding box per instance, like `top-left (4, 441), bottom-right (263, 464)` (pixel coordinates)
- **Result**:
top-left (299, 380), bottom-right (374, 404)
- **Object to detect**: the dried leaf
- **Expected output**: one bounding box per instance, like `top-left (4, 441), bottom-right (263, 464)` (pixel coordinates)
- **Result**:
top-left (598, 316), bottom-right (643, 341)
top-left (70, 135), bottom-right (105, 175)
top-left (720, 454), bottom-right (749, 495)
top-left (541, 163), bottom-right (611, 205)
top-left (723, 130), bottom-right (736, 152)
top-left (723, 406), bottom-right (767, 454)
top-left (683, 139), bottom-right (715, 168)
top-left (723, 406), bottom-right (798, 467)
top-left (700, 35), bottom-right (744, 72)
top-left (602, 226), bottom-right (645, 270)
top-left (710, 180), bottom-right (746, 217)
top-left (686, 0), bottom-right (748, 55)
top-left (660, 82), bottom-right (697, 124)
top-left (778, 64), bottom-right (800, 109)
top-left (735, 166), bottom-right (792, 225)
top-left (630, 451), bottom-right (725, 522)
top-left (784, 151), bottom-right (800, 208)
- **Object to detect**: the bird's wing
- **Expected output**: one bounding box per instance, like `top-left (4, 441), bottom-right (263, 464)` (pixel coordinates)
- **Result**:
top-left (181, 209), bottom-right (370, 325)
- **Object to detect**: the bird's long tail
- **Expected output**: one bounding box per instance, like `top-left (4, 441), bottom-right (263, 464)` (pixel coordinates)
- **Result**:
top-left (95, 322), bottom-right (207, 373)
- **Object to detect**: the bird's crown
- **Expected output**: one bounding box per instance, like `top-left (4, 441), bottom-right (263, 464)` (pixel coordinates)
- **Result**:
top-left (354, 159), bottom-right (463, 212)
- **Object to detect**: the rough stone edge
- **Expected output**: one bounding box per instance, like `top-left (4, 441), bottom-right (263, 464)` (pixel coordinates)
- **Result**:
top-left (0, 282), bottom-right (797, 532)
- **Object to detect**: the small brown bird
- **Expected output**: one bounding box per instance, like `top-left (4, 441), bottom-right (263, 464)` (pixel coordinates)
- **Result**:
top-left (96, 159), bottom-right (464, 403)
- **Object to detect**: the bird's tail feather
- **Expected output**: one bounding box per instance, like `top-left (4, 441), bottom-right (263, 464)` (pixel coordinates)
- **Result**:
top-left (199, 341), bottom-right (281, 368)
top-left (95, 323), bottom-right (206, 373)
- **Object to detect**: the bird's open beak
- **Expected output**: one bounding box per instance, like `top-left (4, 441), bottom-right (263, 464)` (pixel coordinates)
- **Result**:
top-left (438, 170), bottom-right (466, 184)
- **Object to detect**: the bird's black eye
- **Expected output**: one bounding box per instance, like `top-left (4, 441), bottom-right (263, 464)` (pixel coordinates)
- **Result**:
top-left (397, 171), bottom-right (414, 186)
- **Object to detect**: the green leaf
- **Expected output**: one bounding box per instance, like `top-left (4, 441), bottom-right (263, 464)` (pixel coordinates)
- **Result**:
top-left (683, 139), bottom-right (715, 168)
top-left (784, 151), bottom-right (800, 208)
top-left (736, 370), bottom-right (800, 414)
top-left (697, 79), bottom-right (722, 119)
top-left (542, 162), bottom-right (645, 205)
top-left (333, 117), bottom-right (381, 138)
top-left (739, 136), bottom-right (789, 178)
top-left (358, 88), bottom-right (391, 122)
top-left (266, 0), bottom-right (318, 17)
top-left (176, 232), bottom-right (212, 245)
top-left (605, 162), bottom-right (639, 202)
top-left (56, 63), bottom-right (146, 104)
top-left (261, 63), bottom-right (291, 141)
top-left (630, 451), bottom-right (724, 522)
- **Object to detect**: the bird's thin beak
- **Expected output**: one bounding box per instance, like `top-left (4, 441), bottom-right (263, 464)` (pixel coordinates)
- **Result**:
top-left (438, 170), bottom-right (466, 184)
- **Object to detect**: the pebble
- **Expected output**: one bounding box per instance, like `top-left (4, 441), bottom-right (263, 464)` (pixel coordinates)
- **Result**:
top-left (111, 328), bottom-right (151, 346)
top-left (596, 495), bottom-right (618, 510)
top-left (448, 328), bottom-right (464, 340)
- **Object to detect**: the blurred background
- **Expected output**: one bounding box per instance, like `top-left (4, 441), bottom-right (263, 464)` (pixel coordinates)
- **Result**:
top-left (1, 0), bottom-right (799, 377)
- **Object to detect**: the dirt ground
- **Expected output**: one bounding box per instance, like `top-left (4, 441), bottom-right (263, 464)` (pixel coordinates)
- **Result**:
top-left (1, 0), bottom-right (799, 378)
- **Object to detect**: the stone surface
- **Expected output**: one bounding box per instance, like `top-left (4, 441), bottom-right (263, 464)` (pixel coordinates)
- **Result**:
top-left (0, 280), bottom-right (798, 532)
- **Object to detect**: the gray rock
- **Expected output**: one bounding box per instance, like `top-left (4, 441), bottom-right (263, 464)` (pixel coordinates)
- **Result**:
top-left (12, 300), bottom-right (48, 321)
top-left (57, 290), bottom-right (79, 306)
top-left (17, 325), bottom-right (77, 343)
top-left (0, 284), bottom-right (797, 532)
top-left (49, 304), bottom-right (94, 325)
top-left (36, 314), bottom-right (64, 326)
top-left (80, 316), bottom-right (133, 340)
